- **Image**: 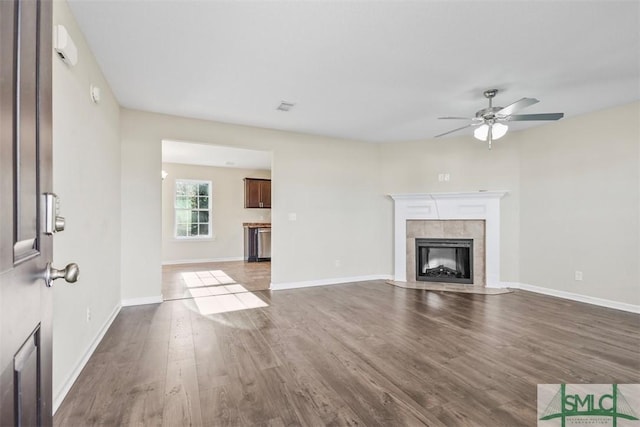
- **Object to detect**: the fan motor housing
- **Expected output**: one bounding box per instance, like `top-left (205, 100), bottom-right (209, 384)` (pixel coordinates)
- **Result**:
top-left (483, 89), bottom-right (498, 99)
top-left (475, 106), bottom-right (503, 120)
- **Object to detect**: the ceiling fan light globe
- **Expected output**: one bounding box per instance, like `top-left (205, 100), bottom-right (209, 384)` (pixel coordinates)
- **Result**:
top-left (492, 123), bottom-right (508, 140)
top-left (474, 124), bottom-right (489, 141)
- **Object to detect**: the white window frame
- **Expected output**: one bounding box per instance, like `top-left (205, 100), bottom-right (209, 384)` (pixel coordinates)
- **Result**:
top-left (174, 179), bottom-right (212, 239)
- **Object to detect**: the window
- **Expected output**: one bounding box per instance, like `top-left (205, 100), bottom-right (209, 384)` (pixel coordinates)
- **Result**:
top-left (174, 179), bottom-right (211, 238)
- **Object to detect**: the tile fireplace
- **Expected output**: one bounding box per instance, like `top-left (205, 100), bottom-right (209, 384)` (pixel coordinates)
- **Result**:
top-left (390, 191), bottom-right (507, 288)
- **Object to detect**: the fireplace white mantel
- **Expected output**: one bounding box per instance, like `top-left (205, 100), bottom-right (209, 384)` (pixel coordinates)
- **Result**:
top-left (390, 191), bottom-right (507, 288)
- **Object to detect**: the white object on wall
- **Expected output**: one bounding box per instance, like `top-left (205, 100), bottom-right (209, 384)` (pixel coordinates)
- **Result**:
top-left (90, 85), bottom-right (101, 103)
top-left (53, 24), bottom-right (78, 66)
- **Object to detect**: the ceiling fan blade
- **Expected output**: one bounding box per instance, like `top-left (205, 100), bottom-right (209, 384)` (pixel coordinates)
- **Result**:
top-left (438, 116), bottom-right (475, 120)
top-left (434, 124), bottom-right (474, 138)
top-left (496, 97), bottom-right (539, 116)
top-left (507, 113), bottom-right (565, 121)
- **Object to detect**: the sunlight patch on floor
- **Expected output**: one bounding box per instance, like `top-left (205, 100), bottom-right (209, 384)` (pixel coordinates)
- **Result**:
top-left (181, 270), bottom-right (236, 287)
top-left (180, 270), bottom-right (269, 315)
top-left (193, 291), bottom-right (268, 315)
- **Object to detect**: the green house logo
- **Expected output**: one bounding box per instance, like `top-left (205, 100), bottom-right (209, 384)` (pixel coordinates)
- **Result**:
top-left (539, 384), bottom-right (639, 427)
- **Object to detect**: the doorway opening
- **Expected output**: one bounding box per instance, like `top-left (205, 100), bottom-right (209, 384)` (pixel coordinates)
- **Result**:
top-left (160, 140), bottom-right (272, 301)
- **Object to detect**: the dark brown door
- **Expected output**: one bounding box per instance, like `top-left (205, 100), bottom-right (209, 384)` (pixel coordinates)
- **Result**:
top-left (244, 178), bottom-right (261, 208)
top-left (244, 178), bottom-right (271, 208)
top-left (0, 0), bottom-right (54, 425)
top-left (260, 180), bottom-right (271, 208)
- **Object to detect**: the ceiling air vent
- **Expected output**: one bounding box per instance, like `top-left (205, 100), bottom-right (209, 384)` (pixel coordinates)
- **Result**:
top-left (276, 101), bottom-right (295, 112)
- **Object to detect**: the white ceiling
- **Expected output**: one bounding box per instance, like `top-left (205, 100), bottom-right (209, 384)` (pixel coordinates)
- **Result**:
top-left (162, 140), bottom-right (272, 170)
top-left (69, 1), bottom-right (639, 143)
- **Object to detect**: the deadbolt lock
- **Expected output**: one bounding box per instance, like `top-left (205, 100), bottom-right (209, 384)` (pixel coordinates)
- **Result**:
top-left (44, 193), bottom-right (65, 234)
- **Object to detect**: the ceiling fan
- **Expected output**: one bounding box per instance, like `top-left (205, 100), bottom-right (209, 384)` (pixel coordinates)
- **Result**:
top-left (435, 89), bottom-right (564, 149)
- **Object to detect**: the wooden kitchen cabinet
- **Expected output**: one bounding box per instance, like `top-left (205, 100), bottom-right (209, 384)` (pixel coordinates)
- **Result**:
top-left (244, 178), bottom-right (271, 208)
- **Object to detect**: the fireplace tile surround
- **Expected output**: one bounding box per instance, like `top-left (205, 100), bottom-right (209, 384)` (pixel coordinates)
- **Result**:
top-left (390, 191), bottom-right (507, 288)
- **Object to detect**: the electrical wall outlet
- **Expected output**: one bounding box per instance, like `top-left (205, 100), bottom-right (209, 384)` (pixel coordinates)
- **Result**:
top-left (86, 307), bottom-right (91, 322)
top-left (335, 259), bottom-right (341, 268)
top-left (574, 271), bottom-right (583, 281)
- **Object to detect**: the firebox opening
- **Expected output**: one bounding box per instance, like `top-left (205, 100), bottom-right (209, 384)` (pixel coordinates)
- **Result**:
top-left (415, 238), bottom-right (473, 284)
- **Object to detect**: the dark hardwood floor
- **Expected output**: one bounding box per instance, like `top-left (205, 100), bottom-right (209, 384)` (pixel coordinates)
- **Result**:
top-left (54, 281), bottom-right (640, 426)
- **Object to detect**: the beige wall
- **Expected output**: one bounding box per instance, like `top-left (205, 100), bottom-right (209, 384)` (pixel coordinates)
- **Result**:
top-left (52, 0), bottom-right (121, 408)
top-left (377, 135), bottom-right (521, 282)
top-left (518, 102), bottom-right (640, 305)
top-left (120, 114), bottom-right (162, 301)
top-left (121, 109), bottom-right (389, 298)
top-left (161, 163), bottom-right (271, 263)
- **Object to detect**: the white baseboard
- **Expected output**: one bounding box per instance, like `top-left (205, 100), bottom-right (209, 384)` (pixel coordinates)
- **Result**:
top-left (507, 282), bottom-right (640, 314)
top-left (271, 274), bottom-right (393, 291)
top-left (53, 303), bottom-right (121, 414)
top-left (485, 282), bottom-right (508, 289)
top-left (121, 295), bottom-right (163, 307)
top-left (162, 257), bottom-right (244, 266)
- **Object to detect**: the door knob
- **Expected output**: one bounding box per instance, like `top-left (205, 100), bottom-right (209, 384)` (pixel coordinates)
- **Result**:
top-left (44, 262), bottom-right (79, 287)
